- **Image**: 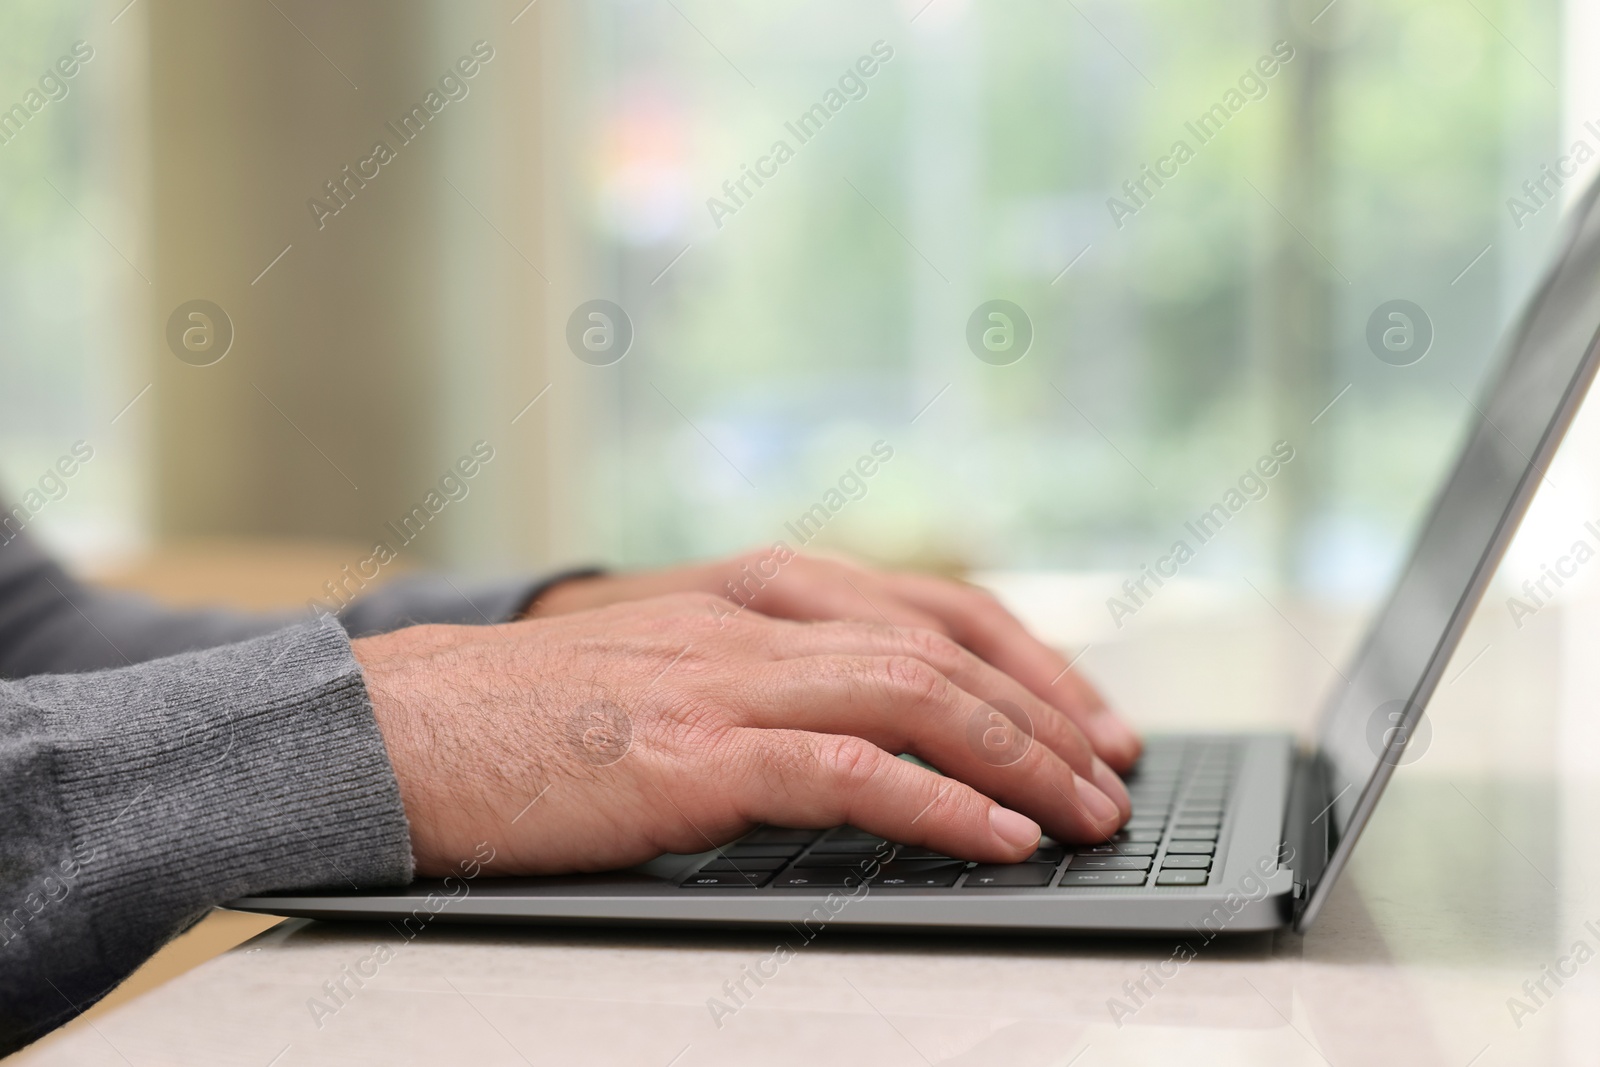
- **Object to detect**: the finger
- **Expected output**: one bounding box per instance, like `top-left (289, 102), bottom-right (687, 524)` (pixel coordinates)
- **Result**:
top-left (883, 573), bottom-right (1143, 770)
top-left (728, 654), bottom-right (1126, 842)
top-left (733, 558), bottom-right (959, 637)
top-left (725, 727), bottom-right (1049, 863)
top-left (741, 618), bottom-right (1128, 815)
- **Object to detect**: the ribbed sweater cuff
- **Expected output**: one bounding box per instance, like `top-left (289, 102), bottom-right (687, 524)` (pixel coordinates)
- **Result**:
top-left (49, 617), bottom-right (415, 914)
top-left (2, 618), bottom-right (412, 1047)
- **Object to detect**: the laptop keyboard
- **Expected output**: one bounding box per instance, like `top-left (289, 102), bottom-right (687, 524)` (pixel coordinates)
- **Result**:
top-left (680, 737), bottom-right (1240, 889)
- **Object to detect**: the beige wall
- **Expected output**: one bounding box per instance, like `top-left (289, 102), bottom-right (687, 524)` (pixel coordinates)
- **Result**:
top-left (146, 0), bottom-right (562, 573)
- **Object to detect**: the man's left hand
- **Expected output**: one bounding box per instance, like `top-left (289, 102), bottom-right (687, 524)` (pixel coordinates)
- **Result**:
top-left (530, 549), bottom-right (1141, 772)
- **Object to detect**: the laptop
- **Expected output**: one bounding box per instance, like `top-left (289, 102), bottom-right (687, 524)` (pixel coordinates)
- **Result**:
top-left (232, 175), bottom-right (1600, 936)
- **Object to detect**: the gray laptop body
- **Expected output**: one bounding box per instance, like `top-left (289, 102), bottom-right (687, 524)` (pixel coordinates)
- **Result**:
top-left (234, 176), bottom-right (1600, 936)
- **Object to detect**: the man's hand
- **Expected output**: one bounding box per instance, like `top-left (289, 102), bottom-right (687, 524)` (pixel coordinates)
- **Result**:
top-left (354, 594), bottom-right (1131, 877)
top-left (531, 550), bottom-right (1141, 771)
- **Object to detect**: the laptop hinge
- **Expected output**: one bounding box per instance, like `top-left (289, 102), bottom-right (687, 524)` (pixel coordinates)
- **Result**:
top-left (1281, 747), bottom-right (1332, 918)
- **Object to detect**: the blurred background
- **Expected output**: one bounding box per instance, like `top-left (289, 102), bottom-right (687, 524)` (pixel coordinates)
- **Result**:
top-left (3, 0), bottom-right (1599, 744)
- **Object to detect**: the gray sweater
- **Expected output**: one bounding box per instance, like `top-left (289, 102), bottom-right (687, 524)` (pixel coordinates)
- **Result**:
top-left (0, 529), bottom-right (570, 1053)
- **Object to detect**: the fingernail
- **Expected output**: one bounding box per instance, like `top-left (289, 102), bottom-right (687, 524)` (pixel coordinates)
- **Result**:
top-left (1075, 775), bottom-right (1122, 826)
top-left (988, 806), bottom-right (1042, 851)
top-left (1092, 715), bottom-right (1141, 759)
top-left (1091, 756), bottom-right (1131, 818)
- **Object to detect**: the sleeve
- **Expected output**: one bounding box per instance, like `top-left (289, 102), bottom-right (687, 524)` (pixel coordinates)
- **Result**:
top-left (0, 525), bottom-right (599, 677)
top-left (0, 618), bottom-right (414, 1055)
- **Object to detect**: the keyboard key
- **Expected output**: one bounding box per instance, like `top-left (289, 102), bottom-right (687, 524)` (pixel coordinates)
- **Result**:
top-left (871, 861), bottom-right (967, 888)
top-left (891, 847), bottom-right (954, 861)
top-left (741, 828), bottom-right (820, 845)
top-left (771, 869), bottom-right (865, 888)
top-left (822, 828), bottom-right (885, 843)
top-left (1058, 870), bottom-right (1148, 887)
top-left (725, 844), bottom-right (806, 859)
top-left (1025, 845), bottom-right (1066, 864)
top-left (1113, 829), bottom-right (1164, 843)
top-left (1067, 855), bottom-right (1152, 871)
top-left (1165, 840), bottom-right (1215, 855)
top-left (963, 864), bottom-right (1056, 888)
top-left (1172, 826), bottom-right (1220, 839)
top-left (793, 852), bottom-right (885, 868)
top-left (1125, 817), bottom-right (1167, 830)
top-left (700, 857), bottom-right (790, 872)
top-left (1076, 843), bottom-right (1156, 857)
top-left (681, 870), bottom-right (774, 887)
top-left (806, 838), bottom-right (890, 854)
top-left (1156, 870), bottom-right (1209, 886)
top-left (1160, 855), bottom-right (1212, 870)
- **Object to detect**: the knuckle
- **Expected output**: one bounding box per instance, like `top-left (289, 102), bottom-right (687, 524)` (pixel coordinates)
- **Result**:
top-left (664, 592), bottom-right (747, 630)
top-left (687, 590), bottom-right (731, 614)
top-left (817, 734), bottom-right (884, 789)
top-left (902, 627), bottom-right (964, 671)
top-left (880, 655), bottom-right (947, 706)
top-left (956, 582), bottom-right (1010, 619)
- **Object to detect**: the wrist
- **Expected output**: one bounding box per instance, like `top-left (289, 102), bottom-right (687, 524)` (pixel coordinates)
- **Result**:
top-left (520, 567), bottom-right (611, 617)
top-left (524, 574), bottom-right (609, 617)
top-left (352, 628), bottom-right (458, 875)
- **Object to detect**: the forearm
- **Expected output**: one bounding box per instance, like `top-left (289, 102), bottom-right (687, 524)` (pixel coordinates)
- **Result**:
top-left (0, 619), bottom-right (413, 1055)
top-left (0, 534), bottom-right (297, 675)
top-left (0, 526), bottom-right (595, 676)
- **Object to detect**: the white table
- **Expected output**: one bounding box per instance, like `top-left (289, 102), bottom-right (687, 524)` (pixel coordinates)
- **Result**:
top-left (16, 576), bottom-right (1600, 1066)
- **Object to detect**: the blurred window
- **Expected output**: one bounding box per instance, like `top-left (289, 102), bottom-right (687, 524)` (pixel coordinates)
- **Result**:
top-left (563, 0), bottom-right (1569, 613)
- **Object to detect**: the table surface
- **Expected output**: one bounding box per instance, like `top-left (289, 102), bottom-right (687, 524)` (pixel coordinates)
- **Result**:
top-left (15, 573), bottom-right (1600, 1067)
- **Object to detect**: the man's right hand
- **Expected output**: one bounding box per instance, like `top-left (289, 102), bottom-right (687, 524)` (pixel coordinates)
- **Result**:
top-left (353, 594), bottom-right (1130, 877)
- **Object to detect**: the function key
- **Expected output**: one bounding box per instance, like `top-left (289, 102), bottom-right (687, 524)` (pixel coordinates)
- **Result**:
top-left (1155, 870), bottom-right (1209, 886)
top-left (770, 869), bottom-right (864, 888)
top-left (1067, 855), bottom-right (1152, 871)
top-left (681, 870), bottom-right (774, 888)
top-left (1076, 843), bottom-right (1157, 857)
top-left (963, 864), bottom-right (1056, 888)
top-left (870, 861), bottom-right (967, 888)
top-left (1058, 870), bottom-right (1148, 887)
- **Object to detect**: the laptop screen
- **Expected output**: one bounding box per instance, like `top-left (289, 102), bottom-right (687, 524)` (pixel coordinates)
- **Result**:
top-left (1311, 176), bottom-right (1600, 892)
